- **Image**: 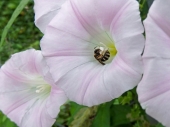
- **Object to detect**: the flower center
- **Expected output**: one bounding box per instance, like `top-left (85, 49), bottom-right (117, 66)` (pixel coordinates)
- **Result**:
top-left (94, 42), bottom-right (117, 65)
top-left (35, 84), bottom-right (51, 94)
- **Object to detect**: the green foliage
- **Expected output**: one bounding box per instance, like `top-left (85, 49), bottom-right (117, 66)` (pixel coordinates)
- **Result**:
top-left (139, 0), bottom-right (149, 20)
top-left (70, 106), bottom-right (98, 127)
top-left (91, 102), bottom-right (112, 127)
top-left (0, 0), bottom-right (30, 47)
top-left (0, 0), bottom-right (42, 64)
top-left (0, 112), bottom-right (16, 127)
top-left (111, 105), bottom-right (131, 126)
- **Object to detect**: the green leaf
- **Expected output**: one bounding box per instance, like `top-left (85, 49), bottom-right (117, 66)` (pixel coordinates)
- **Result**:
top-left (91, 102), bottom-right (112, 127)
top-left (70, 102), bottom-right (84, 116)
top-left (0, 112), bottom-right (17, 127)
top-left (67, 102), bottom-right (85, 125)
top-left (70, 106), bottom-right (98, 127)
top-left (0, 0), bottom-right (30, 47)
top-left (139, 0), bottom-right (149, 20)
top-left (111, 105), bottom-right (131, 126)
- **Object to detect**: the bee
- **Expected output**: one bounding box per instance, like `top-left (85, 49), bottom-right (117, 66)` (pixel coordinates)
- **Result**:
top-left (94, 46), bottom-right (110, 65)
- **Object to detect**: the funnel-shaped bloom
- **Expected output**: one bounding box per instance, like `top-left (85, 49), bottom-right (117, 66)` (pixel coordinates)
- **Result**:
top-left (41, 0), bottom-right (144, 106)
top-left (34, 0), bottom-right (67, 33)
top-left (137, 0), bottom-right (170, 126)
top-left (0, 49), bottom-right (67, 127)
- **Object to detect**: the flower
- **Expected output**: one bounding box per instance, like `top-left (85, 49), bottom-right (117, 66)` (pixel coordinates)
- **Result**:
top-left (40, 0), bottom-right (145, 106)
top-left (137, 0), bottom-right (170, 126)
top-left (34, 0), bottom-right (67, 33)
top-left (0, 49), bottom-right (67, 127)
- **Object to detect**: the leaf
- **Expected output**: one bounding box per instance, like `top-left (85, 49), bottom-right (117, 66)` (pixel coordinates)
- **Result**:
top-left (0, 0), bottom-right (30, 47)
top-left (70, 102), bottom-right (84, 116)
top-left (70, 106), bottom-right (98, 127)
top-left (91, 102), bottom-right (112, 127)
top-left (0, 112), bottom-right (17, 127)
top-left (67, 102), bottom-right (85, 125)
top-left (139, 0), bottom-right (149, 20)
top-left (111, 105), bottom-right (131, 126)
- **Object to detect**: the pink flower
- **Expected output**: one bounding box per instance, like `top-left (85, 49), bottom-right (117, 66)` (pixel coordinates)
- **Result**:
top-left (34, 0), bottom-right (67, 33)
top-left (137, 0), bottom-right (170, 126)
top-left (41, 0), bottom-right (145, 106)
top-left (0, 49), bottom-right (67, 127)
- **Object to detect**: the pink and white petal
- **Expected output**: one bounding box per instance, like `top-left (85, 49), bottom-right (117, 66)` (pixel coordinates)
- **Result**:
top-left (44, 56), bottom-right (95, 82)
top-left (5, 49), bottom-right (45, 77)
top-left (143, 0), bottom-right (170, 58)
top-left (45, 1), bottom-right (91, 42)
top-left (137, 58), bottom-right (170, 127)
top-left (82, 56), bottom-right (142, 106)
top-left (104, 55), bottom-right (142, 100)
top-left (45, 0), bottom-right (111, 45)
top-left (41, 26), bottom-right (95, 57)
top-left (109, 0), bottom-right (144, 42)
top-left (56, 61), bottom-right (113, 106)
top-left (0, 68), bottom-right (30, 93)
top-left (46, 85), bottom-right (68, 118)
top-left (0, 89), bottom-right (40, 126)
top-left (41, 17), bottom-right (100, 82)
top-left (55, 54), bottom-right (141, 106)
top-left (20, 97), bottom-right (55, 127)
top-left (69, 0), bottom-right (144, 42)
top-left (115, 34), bottom-right (145, 74)
top-left (34, 0), bottom-right (67, 33)
top-left (137, 0), bottom-right (170, 126)
top-left (0, 49), bottom-right (48, 90)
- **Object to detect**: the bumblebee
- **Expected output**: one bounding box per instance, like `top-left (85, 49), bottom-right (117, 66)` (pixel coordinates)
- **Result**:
top-left (94, 46), bottom-right (110, 65)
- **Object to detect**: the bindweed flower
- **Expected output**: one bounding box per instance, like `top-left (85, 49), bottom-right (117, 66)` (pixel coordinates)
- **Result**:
top-left (40, 0), bottom-right (145, 106)
top-left (137, 0), bottom-right (170, 126)
top-left (34, 0), bottom-right (67, 33)
top-left (0, 49), bottom-right (67, 127)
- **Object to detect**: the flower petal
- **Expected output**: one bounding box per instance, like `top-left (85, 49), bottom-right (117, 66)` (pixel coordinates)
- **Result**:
top-left (104, 55), bottom-right (142, 100)
top-left (56, 55), bottom-right (141, 106)
top-left (143, 0), bottom-right (170, 58)
top-left (41, 26), bottom-right (95, 57)
top-left (55, 61), bottom-right (113, 106)
top-left (34, 0), bottom-right (67, 33)
top-left (0, 49), bottom-right (67, 127)
top-left (70, 0), bottom-right (144, 42)
top-left (137, 58), bottom-right (170, 127)
top-left (0, 49), bottom-right (46, 92)
top-left (20, 97), bottom-right (54, 127)
top-left (46, 85), bottom-right (67, 118)
top-left (137, 0), bottom-right (170, 126)
top-left (115, 34), bottom-right (144, 74)
top-left (109, 0), bottom-right (144, 42)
